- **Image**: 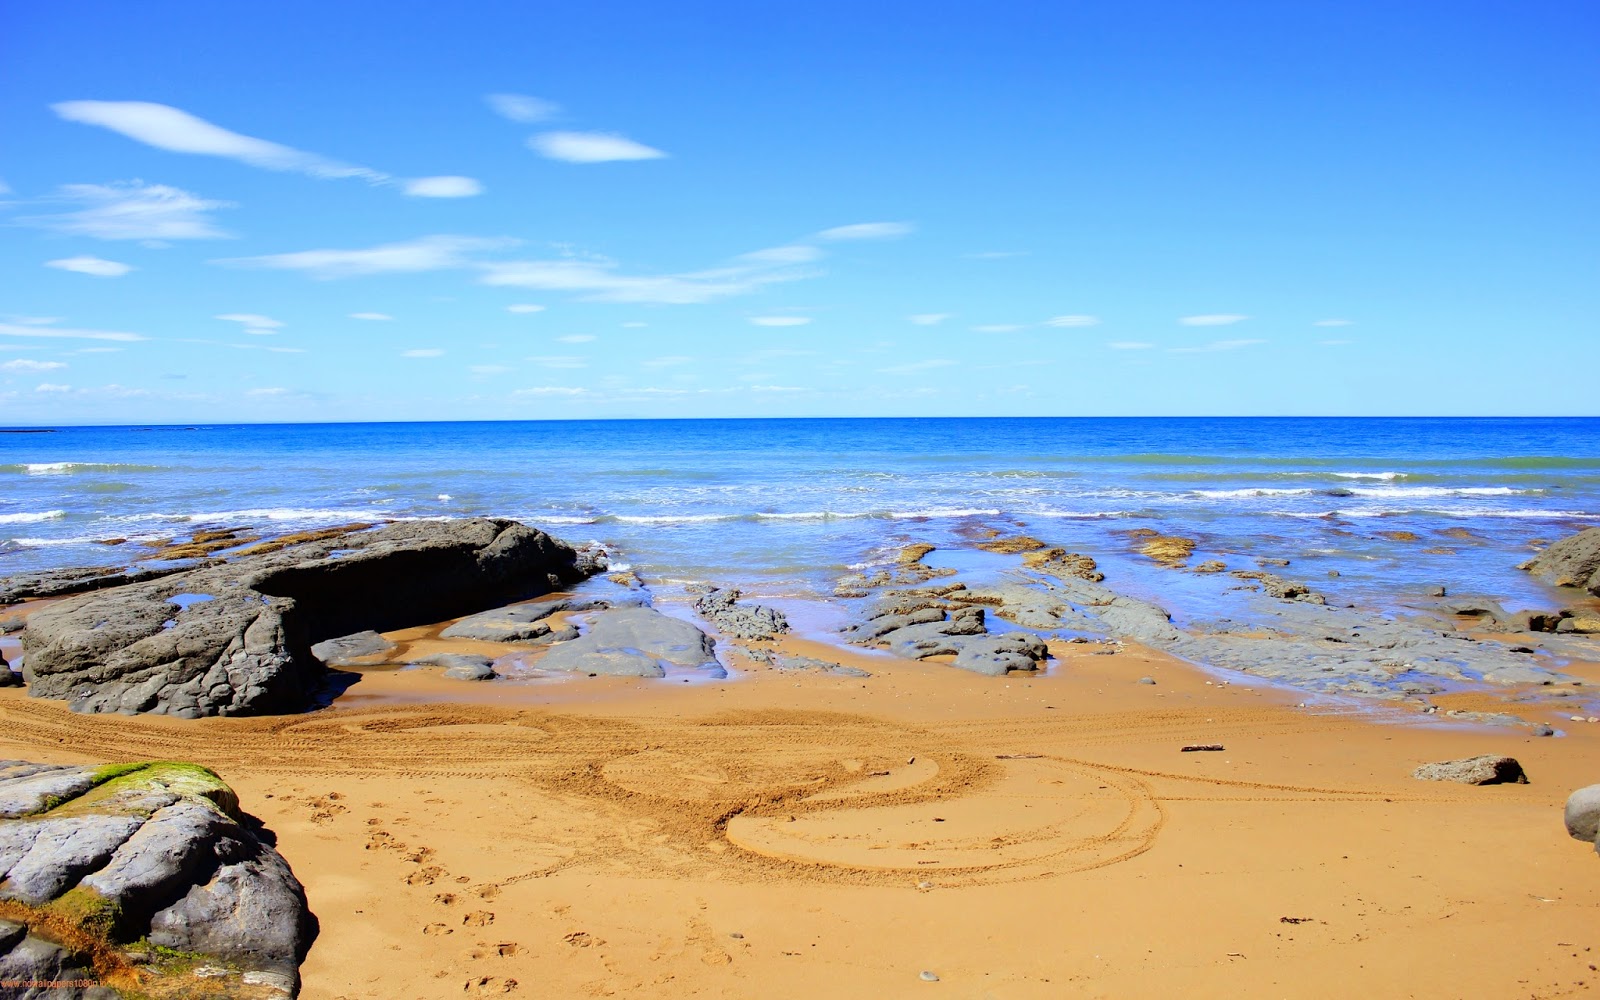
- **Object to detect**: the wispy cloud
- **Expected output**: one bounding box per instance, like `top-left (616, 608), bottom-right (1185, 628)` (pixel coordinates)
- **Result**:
top-left (216, 313), bottom-right (282, 335)
top-left (0, 322), bottom-right (145, 343)
top-left (45, 255), bottom-right (133, 277)
top-left (1108, 341), bottom-right (1154, 350)
top-left (1045, 315), bottom-right (1099, 328)
top-left (402, 348), bottom-right (444, 358)
top-left (1179, 314), bottom-right (1249, 326)
top-left (404, 176), bottom-right (483, 198)
top-left (879, 358), bottom-right (956, 374)
top-left (750, 316), bottom-right (811, 327)
top-left (529, 132), bottom-right (666, 163)
top-left (479, 244), bottom-right (816, 305)
top-left (1314, 318), bottom-right (1354, 327)
top-left (247, 386), bottom-right (289, 396)
top-left (908, 313), bottom-right (950, 326)
top-left (53, 101), bottom-right (388, 182)
top-left (24, 181), bottom-right (230, 240)
top-left (513, 386), bottom-right (587, 397)
top-left (2, 359), bottom-right (67, 372)
top-left (35, 383), bottom-right (73, 393)
top-left (349, 312), bottom-right (392, 321)
top-left (971, 324), bottom-right (1023, 333)
top-left (486, 94), bottom-right (560, 123)
top-left (216, 235), bottom-right (514, 279)
top-left (557, 334), bottom-right (595, 344)
top-left (506, 303), bottom-right (545, 314)
top-left (818, 222), bottom-right (913, 241)
top-left (1169, 339), bottom-right (1266, 353)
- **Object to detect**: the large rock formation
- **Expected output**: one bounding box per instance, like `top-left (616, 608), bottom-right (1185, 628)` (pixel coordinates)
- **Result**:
top-left (0, 760), bottom-right (314, 998)
top-left (18, 518), bottom-right (594, 717)
top-left (1522, 528), bottom-right (1600, 597)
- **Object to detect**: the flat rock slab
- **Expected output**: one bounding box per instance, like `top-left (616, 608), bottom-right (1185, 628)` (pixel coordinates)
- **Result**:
top-left (17, 518), bottom-right (592, 717)
top-left (1566, 784), bottom-right (1600, 845)
top-left (439, 595), bottom-right (644, 642)
top-left (309, 630), bottom-right (395, 665)
top-left (0, 759), bottom-right (313, 997)
top-left (539, 607), bottom-right (722, 678)
top-left (1412, 755), bottom-right (1529, 785)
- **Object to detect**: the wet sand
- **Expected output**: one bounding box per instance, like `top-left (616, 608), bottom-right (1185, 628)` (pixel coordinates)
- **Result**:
top-left (2, 629), bottom-right (1598, 998)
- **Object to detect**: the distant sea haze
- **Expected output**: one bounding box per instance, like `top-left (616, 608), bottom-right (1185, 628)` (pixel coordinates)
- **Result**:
top-left (2, 417), bottom-right (1596, 617)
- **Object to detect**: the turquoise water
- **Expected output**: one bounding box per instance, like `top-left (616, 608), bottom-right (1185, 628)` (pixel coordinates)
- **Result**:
top-left (3, 418), bottom-right (1597, 615)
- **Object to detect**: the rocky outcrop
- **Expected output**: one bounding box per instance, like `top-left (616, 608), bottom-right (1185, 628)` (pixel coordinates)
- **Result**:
top-left (18, 519), bottom-right (594, 718)
top-left (1521, 528), bottom-right (1600, 597)
top-left (1566, 784), bottom-right (1600, 853)
top-left (844, 592), bottom-right (1049, 676)
top-left (692, 588), bottom-right (789, 641)
top-left (0, 565), bottom-right (189, 605)
top-left (438, 595), bottom-right (641, 643)
top-left (538, 607), bottom-right (723, 677)
top-left (0, 760), bottom-right (313, 998)
top-left (1411, 755), bottom-right (1528, 785)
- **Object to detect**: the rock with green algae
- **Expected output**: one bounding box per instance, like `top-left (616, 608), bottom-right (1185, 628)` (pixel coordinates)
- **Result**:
top-left (0, 760), bottom-right (313, 998)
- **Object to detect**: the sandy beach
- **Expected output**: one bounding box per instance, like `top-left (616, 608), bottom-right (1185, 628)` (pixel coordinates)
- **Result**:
top-left (4, 619), bottom-right (1597, 999)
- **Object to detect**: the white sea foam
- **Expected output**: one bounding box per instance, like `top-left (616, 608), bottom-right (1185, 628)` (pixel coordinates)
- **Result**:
top-left (1329, 471), bottom-right (1406, 480)
top-left (108, 507), bottom-right (381, 525)
top-left (1027, 509), bottom-right (1135, 519)
top-left (529, 515), bottom-right (600, 525)
top-left (1193, 488), bottom-right (1316, 498)
top-left (753, 511), bottom-right (870, 521)
top-left (8, 462), bottom-right (154, 475)
top-left (0, 510), bottom-right (66, 524)
top-left (1275, 508), bottom-right (1592, 520)
top-left (613, 513), bottom-right (738, 524)
top-left (1343, 486), bottom-right (1525, 498)
top-left (888, 508), bottom-right (1001, 519)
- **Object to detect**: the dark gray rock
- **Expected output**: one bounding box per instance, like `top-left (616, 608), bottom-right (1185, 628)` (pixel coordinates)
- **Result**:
top-left (439, 595), bottom-right (643, 642)
top-left (740, 647), bottom-right (871, 677)
top-left (1565, 784), bottom-right (1600, 844)
top-left (1522, 528), bottom-right (1600, 597)
top-left (692, 588), bottom-right (789, 641)
top-left (1412, 755), bottom-right (1528, 785)
top-left (0, 759), bottom-right (312, 997)
top-left (412, 653), bottom-right (496, 680)
top-left (445, 661), bottom-right (497, 681)
top-left (0, 919), bottom-right (117, 999)
top-left (843, 606), bottom-right (948, 642)
top-left (0, 667), bottom-right (21, 688)
top-left (0, 563), bottom-right (190, 605)
top-left (539, 607), bottom-right (721, 677)
top-left (309, 630), bottom-right (394, 665)
top-left (882, 621), bottom-right (1048, 676)
top-left (18, 518), bottom-right (593, 717)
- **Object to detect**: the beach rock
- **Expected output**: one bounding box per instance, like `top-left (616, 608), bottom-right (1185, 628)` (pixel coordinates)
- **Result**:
top-left (440, 596), bottom-right (644, 642)
top-left (443, 661), bottom-right (497, 681)
top-left (741, 647), bottom-right (871, 677)
top-left (0, 564), bottom-right (190, 605)
top-left (0, 760), bottom-right (313, 997)
top-left (1411, 755), bottom-right (1528, 785)
top-left (538, 607), bottom-right (721, 677)
top-left (309, 630), bottom-right (394, 665)
top-left (692, 588), bottom-right (789, 641)
top-left (19, 518), bottom-right (593, 717)
top-left (1556, 616), bottom-right (1600, 635)
top-left (1521, 528), bottom-right (1600, 597)
top-left (881, 620), bottom-right (1048, 676)
top-left (1564, 784), bottom-right (1600, 844)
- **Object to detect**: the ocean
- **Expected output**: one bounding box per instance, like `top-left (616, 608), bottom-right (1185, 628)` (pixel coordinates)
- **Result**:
top-left (4, 417), bottom-right (1598, 627)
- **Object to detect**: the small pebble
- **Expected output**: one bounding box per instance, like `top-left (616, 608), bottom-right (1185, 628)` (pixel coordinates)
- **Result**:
top-left (729, 932), bottom-right (744, 939)
top-left (920, 971), bottom-right (940, 982)
top-left (1138, 677), bottom-right (1156, 685)
top-left (916, 881), bottom-right (933, 890)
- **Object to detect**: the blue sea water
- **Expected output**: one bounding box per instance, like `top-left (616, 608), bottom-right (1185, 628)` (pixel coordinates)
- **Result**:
top-left (3, 418), bottom-right (1598, 618)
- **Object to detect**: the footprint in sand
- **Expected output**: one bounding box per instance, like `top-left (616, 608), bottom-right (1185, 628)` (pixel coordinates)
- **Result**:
top-left (422, 923), bottom-right (452, 936)
top-left (464, 975), bottom-right (518, 995)
top-left (434, 893), bottom-right (458, 907)
top-left (464, 911), bottom-right (495, 927)
top-left (406, 866), bottom-right (444, 886)
top-left (475, 884), bottom-right (501, 900)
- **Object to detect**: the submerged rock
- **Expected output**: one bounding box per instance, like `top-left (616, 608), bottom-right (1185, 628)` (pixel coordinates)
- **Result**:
top-left (0, 759), bottom-right (313, 997)
top-left (692, 587), bottom-right (789, 641)
top-left (17, 518), bottom-right (593, 718)
top-left (1521, 528), bottom-right (1600, 597)
top-left (1411, 755), bottom-right (1528, 785)
top-left (538, 607), bottom-right (722, 677)
top-left (846, 590), bottom-right (1049, 676)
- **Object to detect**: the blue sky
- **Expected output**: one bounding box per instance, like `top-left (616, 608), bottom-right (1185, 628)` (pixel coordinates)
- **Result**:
top-left (2, 0), bottom-right (1595, 423)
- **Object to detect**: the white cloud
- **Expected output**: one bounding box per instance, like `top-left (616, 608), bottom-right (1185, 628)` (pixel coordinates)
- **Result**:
top-left (35, 383), bottom-right (73, 393)
top-left (750, 316), bottom-right (811, 327)
top-left (1314, 319), bottom-right (1354, 327)
top-left (1108, 341), bottom-right (1154, 350)
top-left (908, 313), bottom-right (950, 326)
top-left (404, 175), bottom-right (483, 198)
top-left (557, 334), bottom-right (596, 344)
top-left (479, 246), bottom-right (814, 305)
top-left (52, 100), bottom-right (387, 183)
top-left (349, 312), bottom-right (393, 321)
top-left (2, 359), bottom-right (67, 372)
top-left (512, 386), bottom-right (587, 397)
top-left (879, 358), bottom-right (956, 374)
top-left (1169, 339), bottom-right (1266, 353)
top-left (740, 244), bottom-right (824, 264)
top-left (402, 348), bottom-right (444, 358)
top-left (749, 384), bottom-right (808, 393)
top-left (1179, 314), bottom-right (1249, 326)
top-left (620, 322), bottom-right (647, 329)
top-left (526, 355), bottom-right (587, 368)
top-left (216, 313), bottom-right (283, 335)
top-left (216, 235), bottom-right (513, 279)
top-left (642, 355), bottom-right (693, 367)
top-left (529, 131), bottom-right (666, 163)
top-left (24, 181), bottom-right (230, 240)
top-left (247, 386), bottom-right (288, 396)
top-left (971, 324), bottom-right (1024, 333)
top-left (506, 303), bottom-right (546, 314)
top-left (1045, 315), bottom-right (1100, 328)
top-left (44, 255), bottom-right (134, 277)
top-left (0, 322), bottom-right (145, 343)
top-left (817, 222), bottom-right (913, 241)
top-left (469, 364), bottom-right (513, 375)
top-left (486, 94), bottom-right (560, 123)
